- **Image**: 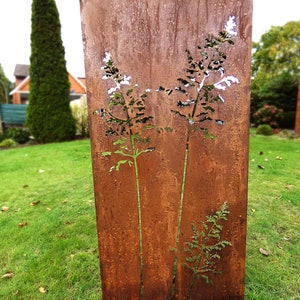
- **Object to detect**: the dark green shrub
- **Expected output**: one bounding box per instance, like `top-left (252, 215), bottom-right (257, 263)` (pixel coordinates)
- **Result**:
top-left (27, 0), bottom-right (76, 143)
top-left (253, 104), bottom-right (283, 128)
top-left (4, 127), bottom-right (30, 144)
top-left (256, 124), bottom-right (274, 136)
top-left (279, 111), bottom-right (296, 129)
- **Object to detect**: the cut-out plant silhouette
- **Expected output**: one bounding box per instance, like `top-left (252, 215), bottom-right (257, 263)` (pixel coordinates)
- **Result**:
top-left (183, 201), bottom-right (232, 299)
top-left (97, 52), bottom-right (154, 300)
top-left (158, 16), bottom-right (239, 298)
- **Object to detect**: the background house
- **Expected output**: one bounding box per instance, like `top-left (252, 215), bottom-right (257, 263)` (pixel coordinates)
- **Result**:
top-left (9, 64), bottom-right (86, 104)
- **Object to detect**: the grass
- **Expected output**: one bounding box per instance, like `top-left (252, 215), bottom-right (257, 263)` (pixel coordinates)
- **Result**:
top-left (245, 130), bottom-right (300, 299)
top-left (0, 139), bottom-right (101, 299)
top-left (0, 132), bottom-right (299, 299)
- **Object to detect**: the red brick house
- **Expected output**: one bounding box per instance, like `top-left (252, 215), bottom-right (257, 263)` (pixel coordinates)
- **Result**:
top-left (9, 64), bottom-right (86, 104)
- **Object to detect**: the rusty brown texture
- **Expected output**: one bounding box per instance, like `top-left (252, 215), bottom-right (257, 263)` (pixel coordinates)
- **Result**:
top-left (80, 0), bottom-right (252, 299)
top-left (295, 78), bottom-right (300, 136)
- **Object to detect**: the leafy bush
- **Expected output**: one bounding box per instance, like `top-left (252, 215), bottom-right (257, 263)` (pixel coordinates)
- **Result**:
top-left (0, 138), bottom-right (18, 148)
top-left (256, 124), bottom-right (274, 136)
top-left (279, 111), bottom-right (296, 129)
top-left (70, 96), bottom-right (89, 137)
top-left (3, 127), bottom-right (30, 144)
top-left (253, 104), bottom-right (283, 128)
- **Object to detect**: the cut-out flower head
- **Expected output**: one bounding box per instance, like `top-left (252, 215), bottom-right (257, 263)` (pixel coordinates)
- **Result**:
top-left (225, 16), bottom-right (238, 37)
top-left (158, 16), bottom-right (240, 134)
top-left (99, 52), bottom-right (153, 137)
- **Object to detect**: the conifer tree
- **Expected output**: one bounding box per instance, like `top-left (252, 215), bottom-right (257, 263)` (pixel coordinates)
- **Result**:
top-left (0, 64), bottom-right (11, 104)
top-left (27, 0), bottom-right (76, 142)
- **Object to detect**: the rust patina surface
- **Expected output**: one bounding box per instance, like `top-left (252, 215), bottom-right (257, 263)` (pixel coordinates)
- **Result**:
top-left (80, 0), bottom-right (252, 299)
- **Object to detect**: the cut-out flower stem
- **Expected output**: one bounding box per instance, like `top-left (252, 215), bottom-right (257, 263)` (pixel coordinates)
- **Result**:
top-left (165, 17), bottom-right (239, 299)
top-left (131, 134), bottom-right (144, 299)
top-left (98, 52), bottom-right (155, 300)
top-left (171, 82), bottom-right (209, 300)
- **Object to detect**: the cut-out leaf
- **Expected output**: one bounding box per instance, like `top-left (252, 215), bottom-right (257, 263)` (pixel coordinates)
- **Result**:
top-left (116, 160), bottom-right (129, 171)
top-left (102, 152), bottom-right (112, 157)
top-left (113, 138), bottom-right (127, 146)
top-left (1, 206), bottom-right (9, 212)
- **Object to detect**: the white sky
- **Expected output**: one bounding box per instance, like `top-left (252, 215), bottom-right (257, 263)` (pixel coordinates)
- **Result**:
top-left (0, 0), bottom-right (299, 81)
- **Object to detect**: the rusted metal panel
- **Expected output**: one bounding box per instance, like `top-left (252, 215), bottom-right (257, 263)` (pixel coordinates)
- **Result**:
top-left (80, 0), bottom-right (252, 299)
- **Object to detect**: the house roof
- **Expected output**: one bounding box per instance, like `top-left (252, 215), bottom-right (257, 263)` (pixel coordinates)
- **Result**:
top-left (68, 73), bottom-right (87, 93)
top-left (9, 76), bottom-right (30, 95)
top-left (14, 64), bottom-right (30, 77)
top-left (10, 72), bottom-right (86, 100)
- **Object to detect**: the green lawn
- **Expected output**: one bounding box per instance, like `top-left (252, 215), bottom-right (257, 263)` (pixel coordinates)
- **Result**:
top-left (246, 132), bottom-right (300, 299)
top-left (0, 140), bottom-right (101, 299)
top-left (0, 134), bottom-right (299, 299)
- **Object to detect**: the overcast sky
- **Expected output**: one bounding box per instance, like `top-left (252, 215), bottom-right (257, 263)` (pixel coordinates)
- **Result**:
top-left (0, 0), bottom-right (299, 81)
